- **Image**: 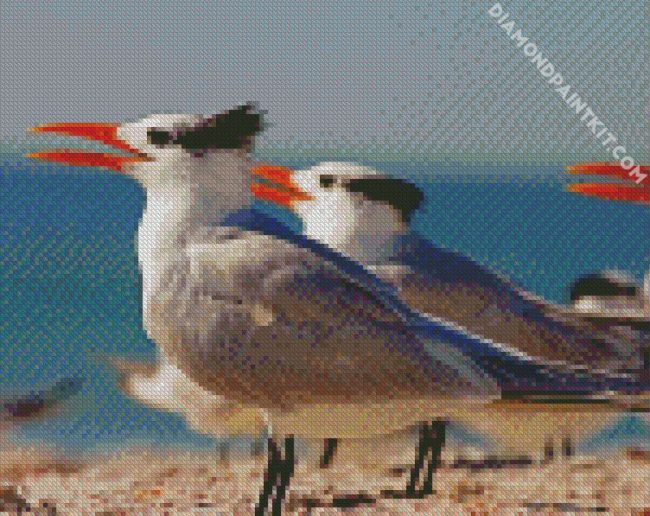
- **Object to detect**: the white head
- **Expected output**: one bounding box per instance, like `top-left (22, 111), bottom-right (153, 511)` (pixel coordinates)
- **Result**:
top-left (251, 161), bottom-right (424, 261)
top-left (28, 105), bottom-right (263, 215)
top-left (29, 106), bottom-right (266, 304)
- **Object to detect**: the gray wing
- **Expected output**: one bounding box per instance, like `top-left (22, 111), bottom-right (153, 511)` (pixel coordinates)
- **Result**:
top-left (145, 228), bottom-right (495, 409)
top-left (371, 264), bottom-right (639, 371)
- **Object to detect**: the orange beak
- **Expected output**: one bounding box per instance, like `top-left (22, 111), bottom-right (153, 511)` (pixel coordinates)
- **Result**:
top-left (250, 164), bottom-right (313, 208)
top-left (27, 122), bottom-right (149, 173)
top-left (566, 162), bottom-right (649, 205)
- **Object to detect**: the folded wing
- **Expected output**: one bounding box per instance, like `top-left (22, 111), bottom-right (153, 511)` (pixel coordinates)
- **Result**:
top-left (386, 235), bottom-right (641, 372)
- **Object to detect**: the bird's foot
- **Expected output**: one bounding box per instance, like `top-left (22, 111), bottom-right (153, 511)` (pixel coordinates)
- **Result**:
top-left (381, 487), bottom-right (431, 500)
top-left (290, 492), bottom-right (377, 510)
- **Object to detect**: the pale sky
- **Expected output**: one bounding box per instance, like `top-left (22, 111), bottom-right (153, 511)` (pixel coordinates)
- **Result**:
top-left (1, 1), bottom-right (647, 159)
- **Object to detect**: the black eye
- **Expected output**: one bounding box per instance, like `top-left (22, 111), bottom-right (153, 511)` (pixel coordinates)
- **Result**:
top-left (320, 175), bottom-right (335, 188)
top-left (147, 129), bottom-right (172, 147)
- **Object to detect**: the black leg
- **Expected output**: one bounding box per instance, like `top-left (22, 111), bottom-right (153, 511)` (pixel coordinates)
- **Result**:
top-left (320, 438), bottom-right (339, 469)
top-left (296, 423), bottom-right (448, 511)
top-left (383, 423), bottom-right (430, 499)
top-left (562, 437), bottom-right (573, 459)
top-left (255, 438), bottom-right (282, 516)
top-left (271, 437), bottom-right (295, 515)
top-left (383, 420), bottom-right (446, 499)
top-left (420, 420), bottom-right (446, 495)
top-left (405, 422), bottom-right (432, 495)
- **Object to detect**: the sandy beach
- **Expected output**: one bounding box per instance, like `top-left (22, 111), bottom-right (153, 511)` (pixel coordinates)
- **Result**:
top-left (1, 444), bottom-right (649, 515)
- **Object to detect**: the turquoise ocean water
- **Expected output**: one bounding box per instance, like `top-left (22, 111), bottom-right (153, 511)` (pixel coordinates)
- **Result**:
top-left (1, 155), bottom-right (649, 453)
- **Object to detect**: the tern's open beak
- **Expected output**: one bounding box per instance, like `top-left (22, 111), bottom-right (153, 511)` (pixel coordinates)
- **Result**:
top-left (250, 164), bottom-right (313, 208)
top-left (27, 122), bottom-right (149, 173)
top-left (566, 162), bottom-right (649, 205)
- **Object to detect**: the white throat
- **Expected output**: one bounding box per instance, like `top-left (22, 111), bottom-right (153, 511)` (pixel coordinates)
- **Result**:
top-left (301, 203), bottom-right (406, 263)
top-left (137, 153), bottom-right (252, 309)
